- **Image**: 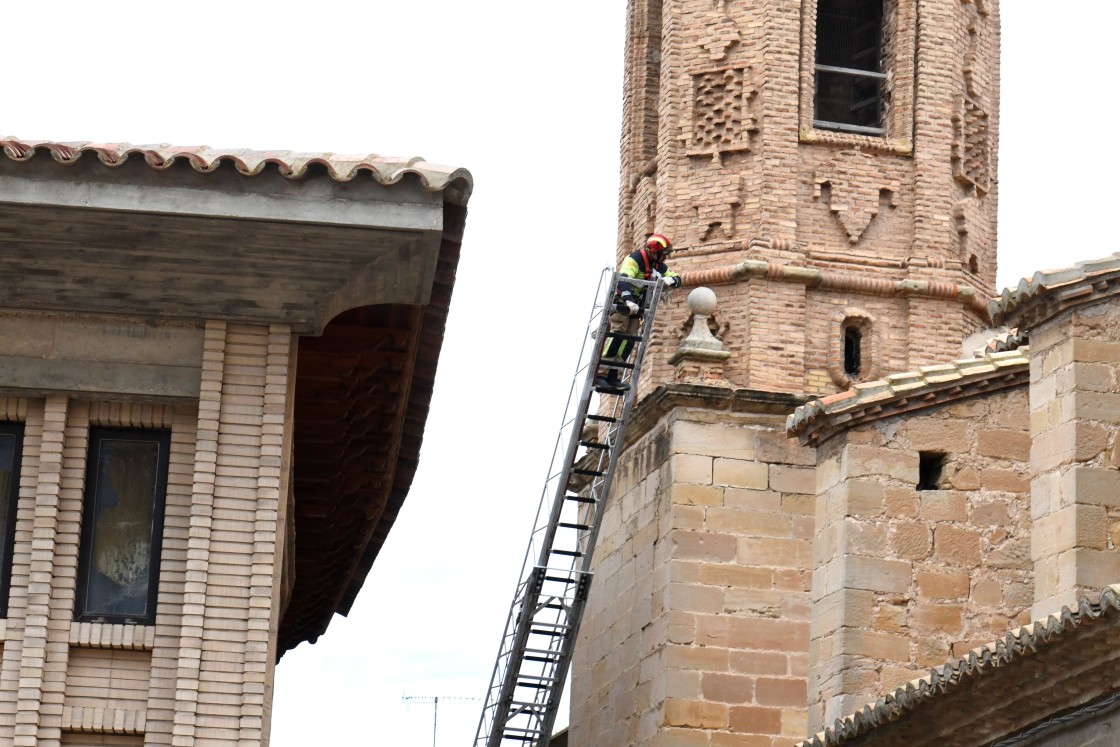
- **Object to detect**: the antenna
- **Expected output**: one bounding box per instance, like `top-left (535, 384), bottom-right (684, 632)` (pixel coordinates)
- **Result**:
top-left (402, 694), bottom-right (480, 747)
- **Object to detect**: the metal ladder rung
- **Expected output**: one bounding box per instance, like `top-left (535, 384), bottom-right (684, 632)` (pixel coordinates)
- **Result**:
top-left (564, 494), bottom-right (595, 504)
top-left (476, 271), bottom-right (664, 747)
top-left (597, 359), bottom-right (635, 371)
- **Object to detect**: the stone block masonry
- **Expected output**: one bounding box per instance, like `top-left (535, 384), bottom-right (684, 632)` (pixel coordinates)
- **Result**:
top-left (1029, 302), bottom-right (1120, 618)
top-left (573, 401), bottom-right (816, 746)
top-left (808, 387), bottom-right (1031, 731)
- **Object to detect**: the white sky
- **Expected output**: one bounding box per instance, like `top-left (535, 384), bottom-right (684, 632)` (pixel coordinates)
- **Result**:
top-left (2, 2), bottom-right (1116, 745)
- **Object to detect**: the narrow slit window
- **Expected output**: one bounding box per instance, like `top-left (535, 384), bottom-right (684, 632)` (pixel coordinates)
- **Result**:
top-left (844, 327), bottom-right (863, 377)
top-left (815, 0), bottom-right (886, 134)
top-left (917, 452), bottom-right (946, 491)
top-left (76, 428), bottom-right (170, 624)
top-left (0, 423), bottom-right (24, 618)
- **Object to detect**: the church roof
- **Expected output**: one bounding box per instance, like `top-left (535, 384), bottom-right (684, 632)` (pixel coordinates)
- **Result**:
top-left (797, 585), bottom-right (1120, 747)
top-left (989, 252), bottom-right (1120, 330)
top-left (786, 346), bottom-right (1029, 446)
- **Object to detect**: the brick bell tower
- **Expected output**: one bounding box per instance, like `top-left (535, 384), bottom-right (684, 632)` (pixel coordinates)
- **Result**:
top-left (571, 0), bottom-right (1001, 744)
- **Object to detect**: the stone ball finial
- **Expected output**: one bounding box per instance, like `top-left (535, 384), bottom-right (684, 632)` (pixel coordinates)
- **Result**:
top-left (688, 287), bottom-right (718, 317)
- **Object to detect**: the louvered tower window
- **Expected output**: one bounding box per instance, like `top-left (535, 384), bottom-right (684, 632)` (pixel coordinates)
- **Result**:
top-left (814, 0), bottom-right (886, 134)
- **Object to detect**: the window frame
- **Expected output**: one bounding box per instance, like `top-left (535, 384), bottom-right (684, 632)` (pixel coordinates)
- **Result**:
top-left (0, 422), bottom-right (24, 618)
top-left (74, 426), bottom-right (171, 625)
top-left (800, 0), bottom-right (916, 153)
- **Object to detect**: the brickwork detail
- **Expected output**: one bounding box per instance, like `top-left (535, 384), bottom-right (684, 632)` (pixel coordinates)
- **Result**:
top-left (952, 1), bottom-right (992, 196)
top-left (14, 396), bottom-right (67, 746)
top-left (813, 152), bottom-right (900, 245)
top-left (691, 173), bottom-right (743, 244)
top-left (171, 322), bottom-right (225, 746)
top-left (684, 66), bottom-right (757, 164)
top-left (0, 399), bottom-right (44, 745)
top-left (826, 308), bottom-right (881, 389)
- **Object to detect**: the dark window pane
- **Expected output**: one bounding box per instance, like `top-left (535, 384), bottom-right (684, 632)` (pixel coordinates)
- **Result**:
top-left (77, 430), bottom-right (169, 623)
top-left (817, 0), bottom-right (883, 71)
top-left (816, 70), bottom-right (883, 130)
top-left (815, 0), bottom-right (885, 130)
top-left (0, 426), bottom-right (21, 618)
top-left (844, 328), bottom-right (863, 377)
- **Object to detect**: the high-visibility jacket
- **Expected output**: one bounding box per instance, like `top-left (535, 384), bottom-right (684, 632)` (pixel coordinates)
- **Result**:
top-left (617, 248), bottom-right (679, 302)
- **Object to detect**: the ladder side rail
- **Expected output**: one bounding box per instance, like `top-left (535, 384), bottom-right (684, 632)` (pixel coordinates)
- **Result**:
top-left (530, 573), bottom-right (593, 745)
top-left (532, 271), bottom-right (621, 568)
top-left (475, 269), bottom-right (614, 747)
top-left (519, 269), bottom-right (613, 580)
top-left (484, 568), bottom-right (550, 747)
top-left (578, 279), bottom-right (662, 574)
top-left (476, 572), bottom-right (534, 744)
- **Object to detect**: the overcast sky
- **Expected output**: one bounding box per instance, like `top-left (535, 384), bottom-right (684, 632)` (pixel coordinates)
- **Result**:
top-left (2, 3), bottom-right (1115, 746)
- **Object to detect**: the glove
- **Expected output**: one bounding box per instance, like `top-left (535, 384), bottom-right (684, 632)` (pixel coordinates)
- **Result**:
top-left (623, 300), bottom-right (640, 316)
top-left (664, 276), bottom-right (680, 289)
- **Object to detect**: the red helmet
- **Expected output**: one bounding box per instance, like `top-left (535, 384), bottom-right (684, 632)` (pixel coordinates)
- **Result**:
top-left (646, 233), bottom-right (672, 255)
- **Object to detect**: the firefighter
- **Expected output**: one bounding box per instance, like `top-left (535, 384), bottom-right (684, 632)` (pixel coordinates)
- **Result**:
top-left (595, 233), bottom-right (681, 393)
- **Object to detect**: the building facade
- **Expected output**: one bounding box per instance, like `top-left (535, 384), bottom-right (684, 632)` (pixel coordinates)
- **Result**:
top-left (0, 141), bottom-right (471, 746)
top-left (561, 0), bottom-right (1120, 745)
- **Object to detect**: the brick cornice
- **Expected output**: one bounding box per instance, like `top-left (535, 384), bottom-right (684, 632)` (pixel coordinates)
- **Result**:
top-left (677, 243), bottom-right (990, 317)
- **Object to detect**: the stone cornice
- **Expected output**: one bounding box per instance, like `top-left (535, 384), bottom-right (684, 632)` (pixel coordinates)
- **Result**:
top-left (623, 384), bottom-right (807, 451)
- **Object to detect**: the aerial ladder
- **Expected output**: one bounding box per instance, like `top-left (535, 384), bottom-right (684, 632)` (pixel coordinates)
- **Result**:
top-left (474, 270), bottom-right (665, 747)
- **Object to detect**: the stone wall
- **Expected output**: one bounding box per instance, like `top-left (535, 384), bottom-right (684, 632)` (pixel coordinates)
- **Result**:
top-left (574, 399), bottom-right (817, 747)
top-left (1029, 301), bottom-right (1120, 617)
top-left (809, 386), bottom-right (1031, 730)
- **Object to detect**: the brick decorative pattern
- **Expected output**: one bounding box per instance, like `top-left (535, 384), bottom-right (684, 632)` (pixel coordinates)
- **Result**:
top-left (615, 0), bottom-right (999, 399)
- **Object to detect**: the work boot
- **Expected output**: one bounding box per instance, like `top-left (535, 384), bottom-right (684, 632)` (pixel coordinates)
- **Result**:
top-left (594, 368), bottom-right (628, 394)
